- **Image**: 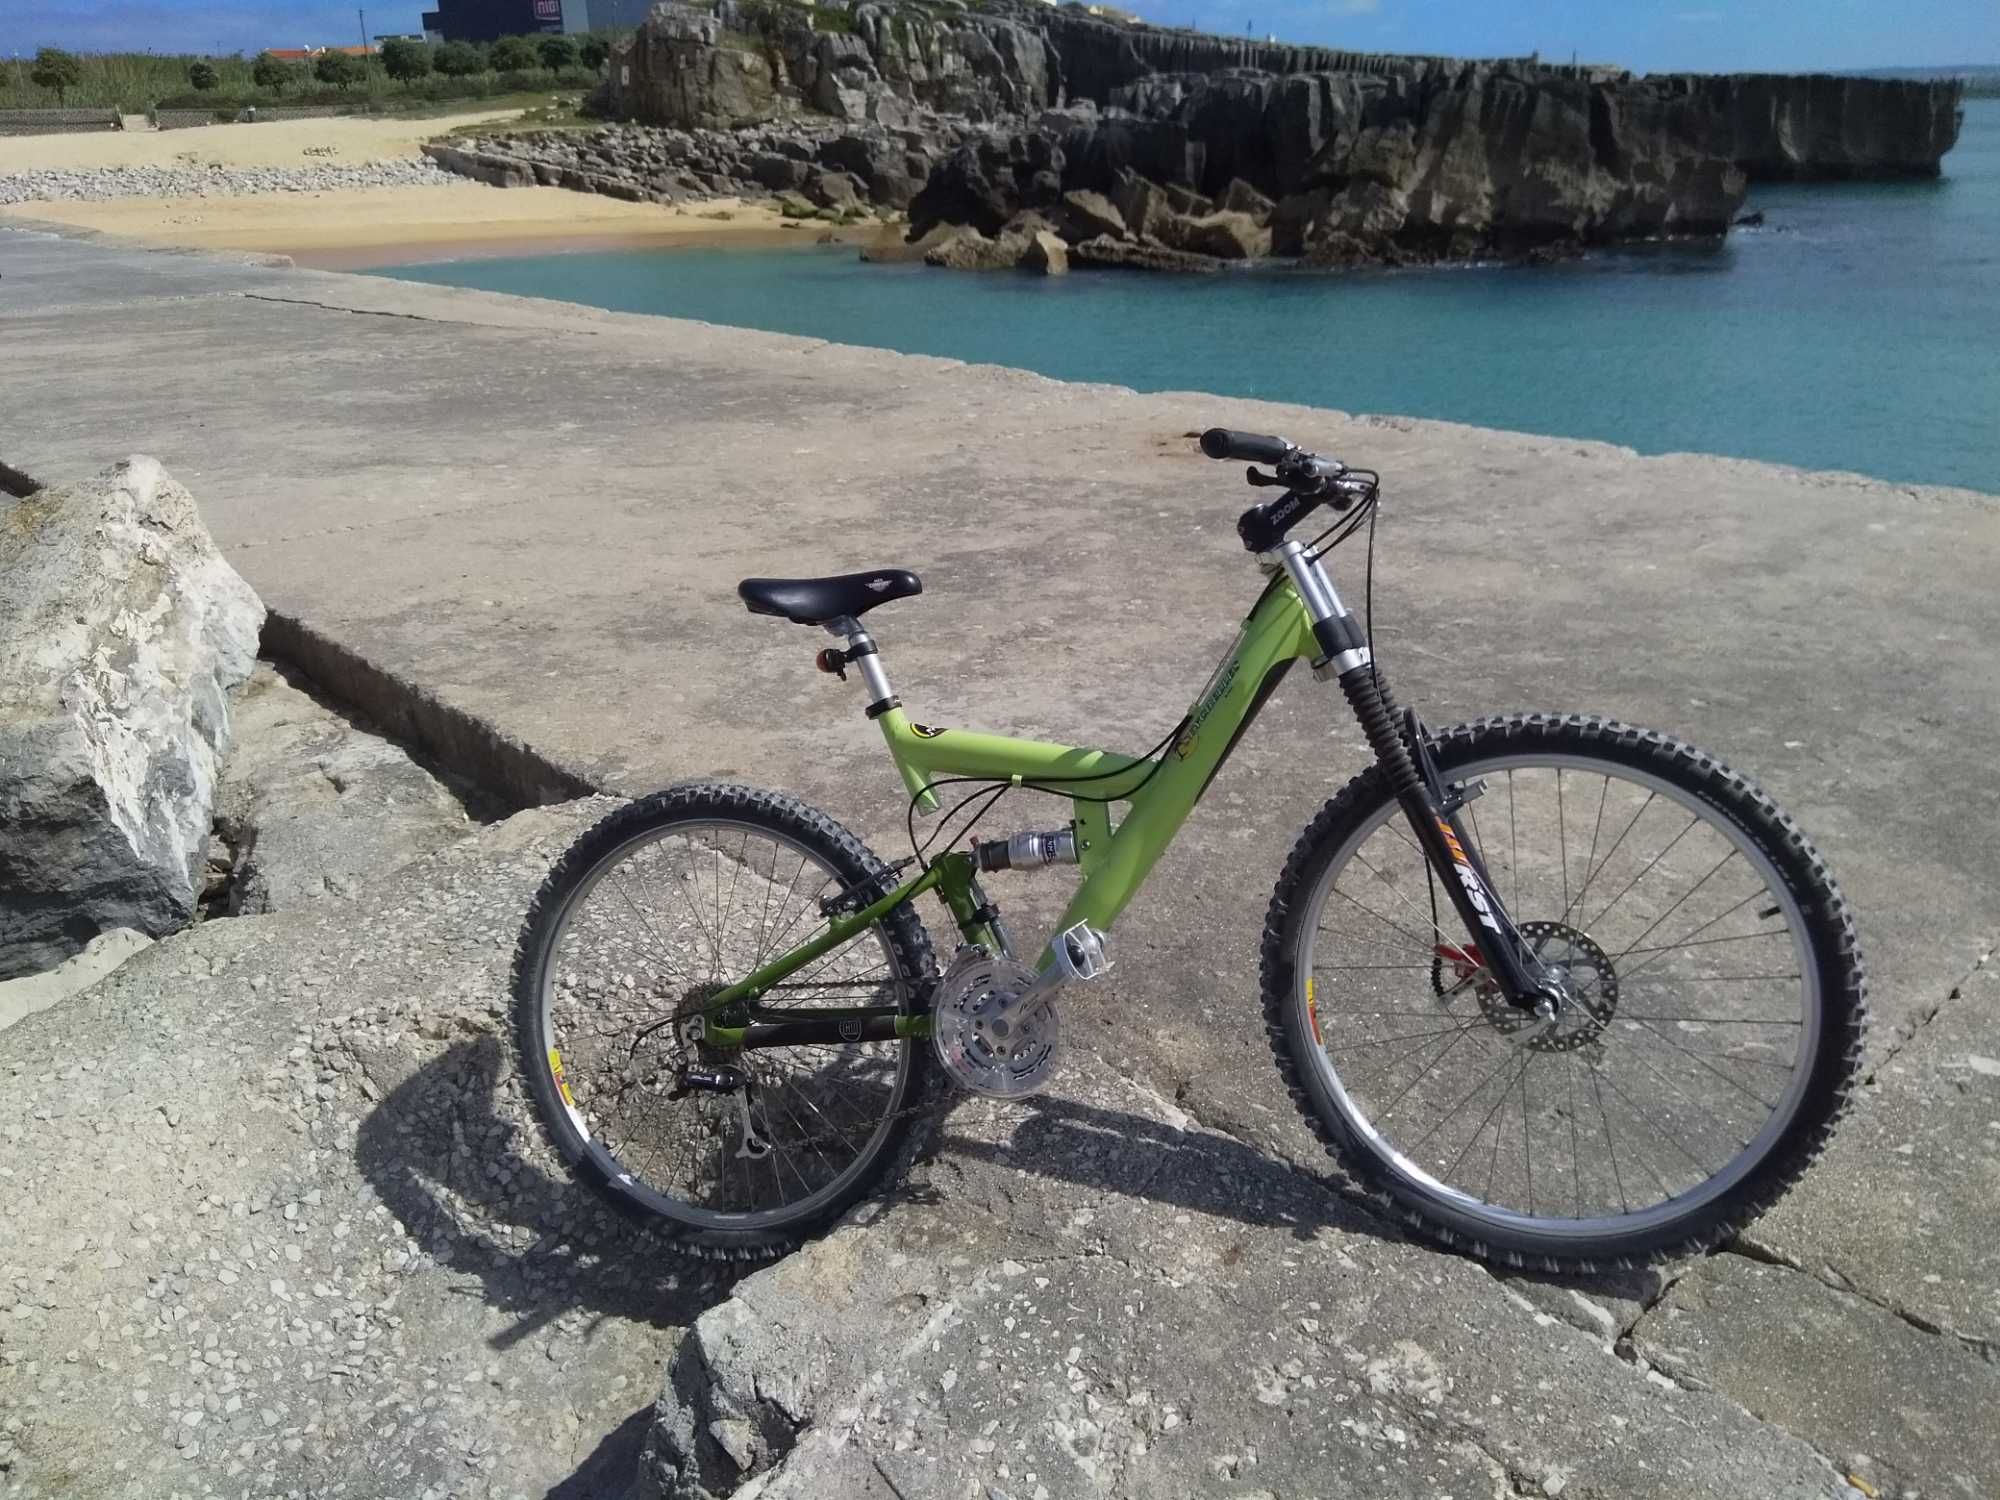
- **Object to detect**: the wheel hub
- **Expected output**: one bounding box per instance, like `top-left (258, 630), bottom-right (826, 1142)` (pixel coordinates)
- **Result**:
top-left (1476, 920), bottom-right (1619, 1053)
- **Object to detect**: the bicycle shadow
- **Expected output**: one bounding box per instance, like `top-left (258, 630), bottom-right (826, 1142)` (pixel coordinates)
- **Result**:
top-left (919, 1088), bottom-right (1662, 1310)
top-left (353, 1032), bottom-right (734, 1351)
top-left (916, 1087), bottom-right (1381, 1243)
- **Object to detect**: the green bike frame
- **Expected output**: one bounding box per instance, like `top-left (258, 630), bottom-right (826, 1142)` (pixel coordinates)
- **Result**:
top-left (702, 573), bottom-right (1322, 1048)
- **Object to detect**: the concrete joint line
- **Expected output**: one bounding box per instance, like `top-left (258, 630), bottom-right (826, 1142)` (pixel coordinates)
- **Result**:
top-left (1865, 935), bottom-right (1996, 1084)
top-left (238, 289), bottom-right (602, 335)
top-left (259, 609), bottom-right (600, 813)
top-left (1722, 1238), bottom-right (1998, 1363)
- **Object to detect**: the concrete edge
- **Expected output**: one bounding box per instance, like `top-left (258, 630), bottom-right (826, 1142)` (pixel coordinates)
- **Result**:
top-left (259, 608), bottom-right (602, 812)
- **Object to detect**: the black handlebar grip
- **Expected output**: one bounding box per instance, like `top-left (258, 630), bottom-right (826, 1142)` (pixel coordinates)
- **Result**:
top-left (1200, 427), bottom-right (1294, 464)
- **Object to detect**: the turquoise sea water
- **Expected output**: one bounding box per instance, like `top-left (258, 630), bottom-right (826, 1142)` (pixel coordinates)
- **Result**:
top-left (380, 99), bottom-right (2000, 494)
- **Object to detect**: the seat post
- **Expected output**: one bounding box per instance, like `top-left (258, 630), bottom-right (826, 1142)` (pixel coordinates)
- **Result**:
top-left (826, 616), bottom-right (899, 719)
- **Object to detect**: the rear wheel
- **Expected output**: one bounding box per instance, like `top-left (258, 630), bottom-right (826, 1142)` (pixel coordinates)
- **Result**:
top-left (512, 783), bottom-right (936, 1261)
top-left (1261, 714), bottom-right (1865, 1269)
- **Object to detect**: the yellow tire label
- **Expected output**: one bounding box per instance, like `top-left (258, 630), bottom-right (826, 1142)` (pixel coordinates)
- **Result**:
top-left (1305, 975), bottom-right (1322, 1045)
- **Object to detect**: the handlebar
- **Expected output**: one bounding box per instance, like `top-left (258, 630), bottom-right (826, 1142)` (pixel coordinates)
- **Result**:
top-left (1199, 428), bottom-right (1295, 464)
top-left (1201, 424), bottom-right (1373, 554)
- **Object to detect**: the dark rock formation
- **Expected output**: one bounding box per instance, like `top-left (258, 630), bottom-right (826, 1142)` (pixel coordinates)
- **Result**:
top-left (1648, 72), bottom-right (1965, 180)
top-left (431, 0), bottom-right (1962, 276)
top-left (605, 1), bottom-right (1962, 183)
top-left (908, 64), bottom-right (1751, 265)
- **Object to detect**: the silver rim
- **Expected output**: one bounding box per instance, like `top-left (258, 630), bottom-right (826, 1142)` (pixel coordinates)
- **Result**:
top-left (534, 817), bottom-right (912, 1231)
top-left (1295, 752), bottom-right (1820, 1241)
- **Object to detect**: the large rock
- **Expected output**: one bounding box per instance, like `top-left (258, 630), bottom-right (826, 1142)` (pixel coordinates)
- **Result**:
top-left (610, 2), bottom-right (787, 130)
top-left (1068, 233), bottom-right (1222, 272)
top-left (920, 224), bottom-right (1027, 270)
top-left (0, 458), bottom-right (263, 979)
top-left (1020, 226), bottom-right (1069, 274)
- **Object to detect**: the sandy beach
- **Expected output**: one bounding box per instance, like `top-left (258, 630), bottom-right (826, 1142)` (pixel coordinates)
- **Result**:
top-left (0, 185), bottom-right (887, 266)
top-left (0, 110), bottom-right (894, 267)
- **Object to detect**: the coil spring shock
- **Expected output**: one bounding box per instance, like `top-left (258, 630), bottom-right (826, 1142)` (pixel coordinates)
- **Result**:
top-left (1340, 666), bottom-right (1424, 799)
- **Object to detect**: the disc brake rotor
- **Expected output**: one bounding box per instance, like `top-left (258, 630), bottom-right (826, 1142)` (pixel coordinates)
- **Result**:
top-left (1476, 919), bottom-right (1620, 1053)
top-left (932, 951), bottom-right (1060, 1100)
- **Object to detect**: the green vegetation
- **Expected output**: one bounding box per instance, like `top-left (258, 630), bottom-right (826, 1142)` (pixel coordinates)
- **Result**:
top-left (312, 51), bottom-right (363, 89)
top-left (250, 51), bottom-right (294, 92)
top-left (380, 38), bottom-right (432, 82)
top-left (432, 41), bottom-right (486, 78)
top-left (489, 35), bottom-right (541, 71)
top-left (0, 36), bottom-right (624, 115)
top-left (28, 47), bottom-right (83, 105)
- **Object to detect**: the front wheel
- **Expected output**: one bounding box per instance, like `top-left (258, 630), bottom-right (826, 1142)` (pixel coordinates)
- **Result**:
top-left (1261, 713), bottom-right (1865, 1269)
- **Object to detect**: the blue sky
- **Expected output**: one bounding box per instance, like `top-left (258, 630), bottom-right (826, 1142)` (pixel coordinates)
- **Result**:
top-left (2, 0), bottom-right (1996, 72)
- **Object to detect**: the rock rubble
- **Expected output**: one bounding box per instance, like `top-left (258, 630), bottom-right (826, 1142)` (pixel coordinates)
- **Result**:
top-left (0, 159), bottom-right (463, 206)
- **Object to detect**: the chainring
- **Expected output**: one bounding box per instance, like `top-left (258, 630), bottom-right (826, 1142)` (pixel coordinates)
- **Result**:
top-left (931, 950), bottom-right (1060, 1099)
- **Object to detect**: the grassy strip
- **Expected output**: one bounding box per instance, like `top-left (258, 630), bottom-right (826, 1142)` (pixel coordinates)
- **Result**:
top-left (0, 54), bottom-right (604, 115)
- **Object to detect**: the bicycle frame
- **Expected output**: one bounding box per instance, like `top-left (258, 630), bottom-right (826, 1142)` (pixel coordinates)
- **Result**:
top-left (701, 573), bottom-right (1323, 1046)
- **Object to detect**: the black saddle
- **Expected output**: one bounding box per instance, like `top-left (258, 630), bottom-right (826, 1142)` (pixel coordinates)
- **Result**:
top-left (738, 569), bottom-right (923, 626)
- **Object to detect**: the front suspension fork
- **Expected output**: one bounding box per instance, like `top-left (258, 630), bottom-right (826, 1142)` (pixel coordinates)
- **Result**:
top-left (1335, 663), bottom-right (1550, 1008)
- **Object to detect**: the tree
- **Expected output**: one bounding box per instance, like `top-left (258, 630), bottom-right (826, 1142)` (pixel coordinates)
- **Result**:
top-left (489, 34), bottom-right (541, 71)
top-left (432, 39), bottom-right (486, 77)
top-left (537, 34), bottom-right (576, 70)
top-left (314, 50), bottom-right (363, 89)
top-left (251, 51), bottom-right (293, 92)
top-left (29, 47), bottom-right (82, 106)
top-left (380, 37), bottom-right (433, 82)
top-left (576, 34), bottom-right (611, 70)
top-left (187, 59), bottom-right (220, 91)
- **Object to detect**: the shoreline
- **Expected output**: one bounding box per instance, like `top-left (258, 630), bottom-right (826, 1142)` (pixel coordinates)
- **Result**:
top-left (0, 184), bottom-right (895, 267)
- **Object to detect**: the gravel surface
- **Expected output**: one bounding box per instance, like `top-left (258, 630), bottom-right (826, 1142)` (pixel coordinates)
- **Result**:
top-left (0, 160), bottom-right (467, 205)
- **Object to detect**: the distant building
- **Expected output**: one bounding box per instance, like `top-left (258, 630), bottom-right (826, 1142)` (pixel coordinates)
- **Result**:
top-left (421, 0), bottom-right (653, 41)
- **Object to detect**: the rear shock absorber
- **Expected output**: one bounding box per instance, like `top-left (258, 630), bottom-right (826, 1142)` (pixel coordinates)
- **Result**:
top-left (973, 828), bottom-right (1079, 872)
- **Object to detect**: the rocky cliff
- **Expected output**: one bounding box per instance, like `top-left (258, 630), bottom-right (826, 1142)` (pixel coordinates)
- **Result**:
top-left (606, 1), bottom-right (1963, 181)
top-left (542, 1), bottom-right (1972, 274)
top-left (1650, 71), bottom-right (1965, 179)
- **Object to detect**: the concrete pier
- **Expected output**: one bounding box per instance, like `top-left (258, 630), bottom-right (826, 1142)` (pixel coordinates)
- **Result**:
top-left (3, 221), bottom-right (1995, 1498)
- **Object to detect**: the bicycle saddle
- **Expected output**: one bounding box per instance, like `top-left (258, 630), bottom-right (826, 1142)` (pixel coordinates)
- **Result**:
top-left (738, 570), bottom-right (923, 626)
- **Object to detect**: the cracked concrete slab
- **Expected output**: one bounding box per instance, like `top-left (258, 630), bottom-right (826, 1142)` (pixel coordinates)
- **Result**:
top-left (1629, 1252), bottom-right (1998, 1499)
top-left (0, 799), bottom-right (722, 1498)
top-left (1738, 957), bottom-right (2000, 1353)
top-left (641, 1059), bottom-right (1854, 1500)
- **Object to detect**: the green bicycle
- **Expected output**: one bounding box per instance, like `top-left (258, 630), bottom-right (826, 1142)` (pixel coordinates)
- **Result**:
top-left (512, 427), bottom-right (1865, 1269)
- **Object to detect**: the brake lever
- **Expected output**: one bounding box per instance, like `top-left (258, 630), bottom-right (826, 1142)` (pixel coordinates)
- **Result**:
top-left (1245, 466), bottom-right (1287, 487)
